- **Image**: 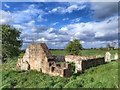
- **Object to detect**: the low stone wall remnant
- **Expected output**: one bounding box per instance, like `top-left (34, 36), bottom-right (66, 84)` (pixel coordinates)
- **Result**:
top-left (75, 57), bottom-right (105, 73)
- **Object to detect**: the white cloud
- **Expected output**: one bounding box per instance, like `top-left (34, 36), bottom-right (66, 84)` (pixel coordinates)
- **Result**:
top-left (13, 24), bottom-right (26, 30)
top-left (20, 16), bottom-right (118, 49)
top-left (38, 15), bottom-right (47, 22)
top-left (62, 18), bottom-right (69, 21)
top-left (95, 32), bottom-right (104, 37)
top-left (4, 4), bottom-right (10, 8)
top-left (11, 4), bottom-right (45, 23)
top-left (49, 7), bottom-right (66, 14)
top-left (49, 3), bottom-right (86, 14)
top-left (51, 8), bottom-right (57, 12)
top-left (67, 4), bottom-right (86, 13)
top-left (58, 16), bottom-right (118, 42)
top-left (27, 20), bottom-right (35, 26)
top-left (71, 18), bottom-right (81, 23)
top-left (60, 27), bottom-right (68, 31)
top-left (36, 37), bottom-right (48, 42)
top-left (52, 22), bottom-right (59, 26)
top-left (0, 4), bottom-right (47, 27)
top-left (0, 10), bottom-right (13, 24)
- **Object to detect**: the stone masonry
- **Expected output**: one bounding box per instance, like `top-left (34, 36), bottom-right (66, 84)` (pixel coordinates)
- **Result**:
top-left (75, 57), bottom-right (105, 73)
top-left (17, 43), bottom-right (106, 77)
top-left (105, 52), bottom-right (111, 62)
top-left (114, 53), bottom-right (118, 60)
top-left (17, 43), bottom-right (72, 77)
top-left (65, 55), bottom-right (105, 73)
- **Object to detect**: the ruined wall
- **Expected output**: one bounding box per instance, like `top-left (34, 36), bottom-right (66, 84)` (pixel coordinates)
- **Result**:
top-left (65, 55), bottom-right (101, 63)
top-left (82, 57), bottom-right (105, 70)
top-left (52, 56), bottom-right (65, 62)
top-left (22, 43), bottom-right (53, 71)
top-left (75, 57), bottom-right (105, 73)
top-left (17, 43), bottom-right (106, 77)
top-left (47, 62), bottom-right (72, 77)
top-left (17, 43), bottom-right (72, 77)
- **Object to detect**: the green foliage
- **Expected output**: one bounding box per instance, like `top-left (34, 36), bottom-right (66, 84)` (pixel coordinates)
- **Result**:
top-left (1, 24), bottom-right (22, 59)
top-left (106, 43), bottom-right (111, 50)
top-left (53, 82), bottom-right (65, 88)
top-left (64, 79), bottom-right (84, 88)
top-left (65, 39), bottom-right (83, 55)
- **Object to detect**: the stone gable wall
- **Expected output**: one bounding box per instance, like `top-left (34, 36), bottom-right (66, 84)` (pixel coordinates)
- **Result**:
top-left (17, 43), bottom-right (72, 77)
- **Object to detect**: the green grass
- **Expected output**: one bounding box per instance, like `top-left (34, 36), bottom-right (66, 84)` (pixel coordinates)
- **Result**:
top-left (51, 49), bottom-right (118, 58)
top-left (50, 50), bottom-right (67, 56)
top-left (1, 49), bottom-right (118, 89)
top-left (81, 49), bottom-right (118, 58)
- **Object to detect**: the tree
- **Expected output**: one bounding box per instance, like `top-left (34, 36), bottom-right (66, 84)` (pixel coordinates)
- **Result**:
top-left (106, 43), bottom-right (111, 50)
top-left (111, 41), bottom-right (116, 49)
top-left (1, 24), bottom-right (22, 61)
top-left (65, 39), bottom-right (83, 55)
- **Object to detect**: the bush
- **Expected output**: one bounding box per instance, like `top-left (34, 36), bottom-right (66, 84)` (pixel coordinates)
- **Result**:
top-left (65, 39), bottom-right (83, 55)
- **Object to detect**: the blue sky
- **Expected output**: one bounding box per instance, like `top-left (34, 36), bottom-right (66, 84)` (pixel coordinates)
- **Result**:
top-left (1, 2), bottom-right (118, 49)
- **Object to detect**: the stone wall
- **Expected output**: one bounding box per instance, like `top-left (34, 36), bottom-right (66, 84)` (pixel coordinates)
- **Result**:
top-left (17, 43), bottom-right (72, 77)
top-left (65, 55), bottom-right (101, 63)
top-left (75, 57), bottom-right (105, 73)
top-left (65, 55), bottom-right (105, 73)
top-left (52, 56), bottom-right (65, 62)
top-left (48, 62), bottom-right (72, 77)
top-left (17, 43), bottom-right (106, 77)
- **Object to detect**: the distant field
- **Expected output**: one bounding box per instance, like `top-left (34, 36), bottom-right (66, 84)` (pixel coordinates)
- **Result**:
top-left (51, 49), bottom-right (118, 58)
top-left (1, 49), bottom-right (118, 89)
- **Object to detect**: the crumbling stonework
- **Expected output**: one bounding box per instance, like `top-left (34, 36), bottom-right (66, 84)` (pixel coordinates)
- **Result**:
top-left (21, 61), bottom-right (30, 70)
top-left (65, 55), bottom-right (105, 73)
top-left (75, 57), bottom-right (105, 73)
top-left (65, 55), bottom-right (102, 63)
top-left (114, 53), bottom-right (118, 60)
top-left (52, 56), bottom-right (65, 62)
top-left (105, 52), bottom-right (111, 62)
top-left (17, 43), bottom-right (72, 77)
top-left (17, 43), bottom-right (106, 77)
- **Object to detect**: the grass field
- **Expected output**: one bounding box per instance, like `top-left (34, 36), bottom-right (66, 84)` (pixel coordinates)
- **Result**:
top-left (1, 49), bottom-right (118, 89)
top-left (51, 49), bottom-right (118, 58)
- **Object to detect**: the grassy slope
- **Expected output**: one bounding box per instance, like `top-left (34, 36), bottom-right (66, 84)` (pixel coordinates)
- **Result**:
top-left (1, 50), bottom-right (118, 88)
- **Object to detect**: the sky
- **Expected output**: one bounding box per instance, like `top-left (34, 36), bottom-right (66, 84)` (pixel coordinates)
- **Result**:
top-left (0, 2), bottom-right (119, 49)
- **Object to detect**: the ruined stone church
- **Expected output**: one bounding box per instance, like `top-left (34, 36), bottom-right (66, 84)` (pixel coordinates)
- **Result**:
top-left (17, 43), bottom-right (114, 77)
top-left (17, 43), bottom-right (72, 77)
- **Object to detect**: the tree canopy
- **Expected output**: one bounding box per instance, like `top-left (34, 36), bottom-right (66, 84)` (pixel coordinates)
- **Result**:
top-left (65, 39), bottom-right (83, 55)
top-left (1, 24), bottom-right (22, 59)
